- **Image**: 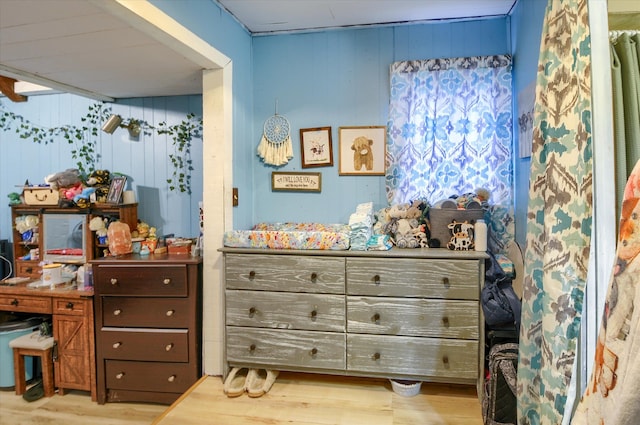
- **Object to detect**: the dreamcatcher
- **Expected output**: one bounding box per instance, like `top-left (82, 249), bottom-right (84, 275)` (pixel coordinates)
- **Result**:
top-left (257, 102), bottom-right (293, 166)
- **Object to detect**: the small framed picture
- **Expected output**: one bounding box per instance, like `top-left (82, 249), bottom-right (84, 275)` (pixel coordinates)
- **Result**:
top-left (106, 176), bottom-right (127, 204)
top-left (338, 126), bottom-right (387, 175)
top-left (300, 127), bottom-right (333, 168)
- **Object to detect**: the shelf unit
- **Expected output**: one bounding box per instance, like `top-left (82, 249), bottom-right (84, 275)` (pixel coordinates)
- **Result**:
top-left (10, 203), bottom-right (138, 279)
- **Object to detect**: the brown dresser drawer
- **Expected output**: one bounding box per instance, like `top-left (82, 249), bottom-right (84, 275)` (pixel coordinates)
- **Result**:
top-left (0, 294), bottom-right (51, 314)
top-left (225, 254), bottom-right (345, 294)
top-left (226, 327), bottom-right (346, 370)
top-left (101, 297), bottom-right (190, 328)
top-left (346, 258), bottom-right (480, 299)
top-left (105, 360), bottom-right (197, 393)
top-left (93, 265), bottom-right (188, 297)
top-left (226, 290), bottom-right (345, 332)
top-left (15, 260), bottom-right (41, 279)
top-left (99, 328), bottom-right (189, 362)
top-left (53, 297), bottom-right (89, 316)
top-left (346, 297), bottom-right (479, 339)
top-left (347, 334), bottom-right (478, 381)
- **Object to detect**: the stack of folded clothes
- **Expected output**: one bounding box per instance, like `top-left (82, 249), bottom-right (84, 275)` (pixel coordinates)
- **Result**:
top-left (349, 202), bottom-right (374, 251)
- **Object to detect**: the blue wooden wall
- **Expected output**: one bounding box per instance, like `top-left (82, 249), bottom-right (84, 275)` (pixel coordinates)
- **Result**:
top-left (1, 0), bottom-right (549, 247)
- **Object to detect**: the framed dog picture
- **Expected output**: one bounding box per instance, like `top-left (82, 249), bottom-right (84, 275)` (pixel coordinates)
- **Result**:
top-left (338, 126), bottom-right (386, 175)
top-left (300, 127), bottom-right (333, 168)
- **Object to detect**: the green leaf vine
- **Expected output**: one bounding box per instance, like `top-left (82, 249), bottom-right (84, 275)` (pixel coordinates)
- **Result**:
top-left (0, 101), bottom-right (202, 194)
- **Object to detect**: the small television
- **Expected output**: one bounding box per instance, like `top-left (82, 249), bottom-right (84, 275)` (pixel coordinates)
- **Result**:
top-left (42, 214), bottom-right (87, 264)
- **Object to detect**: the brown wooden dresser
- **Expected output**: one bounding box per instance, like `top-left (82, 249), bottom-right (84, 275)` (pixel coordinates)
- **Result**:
top-left (92, 254), bottom-right (203, 404)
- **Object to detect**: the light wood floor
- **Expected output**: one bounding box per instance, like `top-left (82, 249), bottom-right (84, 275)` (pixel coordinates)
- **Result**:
top-left (0, 373), bottom-right (484, 425)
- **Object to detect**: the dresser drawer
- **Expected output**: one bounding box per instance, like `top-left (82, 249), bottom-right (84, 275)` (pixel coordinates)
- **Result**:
top-left (93, 265), bottom-right (188, 297)
top-left (0, 294), bottom-right (51, 314)
top-left (101, 297), bottom-right (190, 328)
top-left (105, 360), bottom-right (197, 393)
top-left (226, 290), bottom-right (345, 332)
top-left (346, 258), bottom-right (480, 299)
top-left (226, 327), bottom-right (346, 370)
top-left (347, 297), bottom-right (478, 339)
top-left (347, 334), bottom-right (478, 381)
top-left (99, 328), bottom-right (189, 362)
top-left (15, 260), bottom-right (41, 279)
top-left (53, 298), bottom-right (89, 316)
top-left (225, 254), bottom-right (345, 294)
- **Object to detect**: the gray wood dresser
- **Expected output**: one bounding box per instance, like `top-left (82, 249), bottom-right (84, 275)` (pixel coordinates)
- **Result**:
top-left (221, 247), bottom-right (488, 394)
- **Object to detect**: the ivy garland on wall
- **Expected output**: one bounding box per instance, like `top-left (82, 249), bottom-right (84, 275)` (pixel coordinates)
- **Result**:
top-left (0, 101), bottom-right (202, 194)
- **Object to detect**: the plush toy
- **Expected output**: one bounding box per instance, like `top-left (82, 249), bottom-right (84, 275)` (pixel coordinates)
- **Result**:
top-left (452, 188), bottom-right (491, 210)
top-left (63, 183), bottom-right (84, 200)
top-left (73, 187), bottom-right (96, 209)
top-left (351, 136), bottom-right (374, 171)
top-left (8, 192), bottom-right (21, 205)
top-left (86, 170), bottom-right (111, 203)
top-left (133, 220), bottom-right (150, 239)
top-left (89, 216), bottom-right (108, 244)
top-left (46, 168), bottom-right (81, 190)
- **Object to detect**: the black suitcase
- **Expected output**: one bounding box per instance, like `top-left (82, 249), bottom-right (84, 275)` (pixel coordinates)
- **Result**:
top-left (483, 342), bottom-right (518, 425)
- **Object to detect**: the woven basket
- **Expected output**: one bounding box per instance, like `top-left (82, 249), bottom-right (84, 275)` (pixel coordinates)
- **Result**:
top-left (428, 208), bottom-right (484, 249)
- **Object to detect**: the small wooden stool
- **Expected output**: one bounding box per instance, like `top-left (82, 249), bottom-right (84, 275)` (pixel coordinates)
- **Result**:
top-left (9, 331), bottom-right (55, 397)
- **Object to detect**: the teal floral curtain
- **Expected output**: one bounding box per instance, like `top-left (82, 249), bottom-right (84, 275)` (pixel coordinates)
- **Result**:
top-left (386, 55), bottom-right (513, 207)
top-left (517, 0), bottom-right (593, 424)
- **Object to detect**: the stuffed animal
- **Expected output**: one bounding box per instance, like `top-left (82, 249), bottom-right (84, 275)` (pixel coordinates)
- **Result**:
top-left (46, 168), bottom-right (81, 190)
top-left (85, 169), bottom-right (111, 203)
top-left (63, 183), bottom-right (84, 200)
top-left (89, 216), bottom-right (108, 244)
top-left (133, 220), bottom-right (150, 239)
top-left (73, 187), bottom-right (96, 209)
top-left (351, 136), bottom-right (374, 171)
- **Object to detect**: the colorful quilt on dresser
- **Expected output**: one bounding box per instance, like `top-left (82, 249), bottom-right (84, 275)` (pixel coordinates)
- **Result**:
top-left (571, 159), bottom-right (640, 425)
top-left (223, 223), bottom-right (351, 250)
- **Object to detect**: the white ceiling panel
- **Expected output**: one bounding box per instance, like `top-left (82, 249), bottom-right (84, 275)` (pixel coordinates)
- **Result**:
top-left (1, 0), bottom-right (517, 101)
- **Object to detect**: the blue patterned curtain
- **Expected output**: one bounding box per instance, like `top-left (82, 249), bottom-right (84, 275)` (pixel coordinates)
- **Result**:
top-left (386, 55), bottom-right (513, 208)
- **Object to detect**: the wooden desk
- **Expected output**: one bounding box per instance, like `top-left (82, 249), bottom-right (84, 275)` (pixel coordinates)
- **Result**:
top-left (0, 281), bottom-right (96, 401)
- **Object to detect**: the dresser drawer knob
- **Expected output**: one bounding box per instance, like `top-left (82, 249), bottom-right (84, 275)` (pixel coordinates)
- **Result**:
top-left (442, 355), bottom-right (449, 365)
top-left (116, 372), bottom-right (125, 379)
top-left (113, 342), bottom-right (122, 349)
top-left (249, 271), bottom-right (256, 279)
top-left (166, 309), bottom-right (175, 317)
top-left (249, 307), bottom-right (257, 317)
top-left (310, 272), bottom-right (318, 281)
top-left (442, 317), bottom-right (450, 327)
top-left (113, 309), bottom-right (122, 316)
top-left (163, 278), bottom-right (171, 285)
top-left (372, 313), bottom-right (380, 323)
top-left (110, 278), bottom-right (118, 285)
top-left (66, 302), bottom-right (74, 309)
top-left (373, 275), bottom-right (380, 284)
top-left (168, 375), bottom-right (176, 383)
top-left (372, 352), bottom-right (381, 361)
top-left (249, 344), bottom-right (256, 352)
top-left (165, 343), bottom-right (174, 351)
top-left (442, 277), bottom-right (450, 287)
top-left (10, 299), bottom-right (19, 306)
top-left (309, 347), bottom-right (318, 356)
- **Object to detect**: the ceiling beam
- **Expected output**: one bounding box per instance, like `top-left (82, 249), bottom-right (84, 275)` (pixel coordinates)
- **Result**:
top-left (0, 76), bottom-right (28, 102)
